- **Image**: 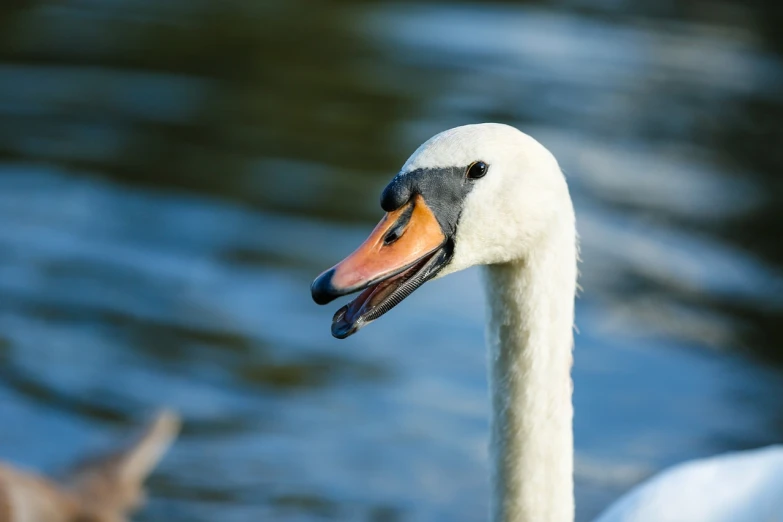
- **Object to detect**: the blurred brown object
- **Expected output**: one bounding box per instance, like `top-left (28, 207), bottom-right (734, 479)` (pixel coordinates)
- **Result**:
top-left (0, 410), bottom-right (180, 522)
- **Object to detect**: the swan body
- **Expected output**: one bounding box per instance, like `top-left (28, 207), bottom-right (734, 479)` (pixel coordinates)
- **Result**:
top-left (311, 123), bottom-right (783, 522)
top-left (596, 445), bottom-right (783, 522)
top-left (0, 410), bottom-right (179, 522)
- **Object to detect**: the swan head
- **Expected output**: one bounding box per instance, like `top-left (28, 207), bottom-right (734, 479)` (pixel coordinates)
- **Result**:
top-left (311, 123), bottom-right (570, 338)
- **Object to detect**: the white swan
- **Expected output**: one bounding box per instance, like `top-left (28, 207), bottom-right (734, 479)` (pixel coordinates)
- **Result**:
top-left (310, 123), bottom-right (783, 522)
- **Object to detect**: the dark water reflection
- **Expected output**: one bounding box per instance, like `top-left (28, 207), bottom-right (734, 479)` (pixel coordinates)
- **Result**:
top-left (0, 1), bottom-right (782, 521)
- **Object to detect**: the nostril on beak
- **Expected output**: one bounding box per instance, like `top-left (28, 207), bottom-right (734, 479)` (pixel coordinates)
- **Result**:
top-left (383, 227), bottom-right (402, 245)
top-left (383, 202), bottom-right (415, 246)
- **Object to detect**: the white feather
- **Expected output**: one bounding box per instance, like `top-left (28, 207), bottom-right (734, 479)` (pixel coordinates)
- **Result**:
top-left (400, 124), bottom-right (783, 522)
top-left (595, 446), bottom-right (783, 522)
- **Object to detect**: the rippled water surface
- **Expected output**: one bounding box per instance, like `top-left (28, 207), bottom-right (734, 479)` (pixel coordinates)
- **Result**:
top-left (1, 1), bottom-right (783, 521)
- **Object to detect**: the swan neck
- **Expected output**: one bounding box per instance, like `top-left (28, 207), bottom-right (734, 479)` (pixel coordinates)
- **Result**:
top-left (483, 221), bottom-right (577, 522)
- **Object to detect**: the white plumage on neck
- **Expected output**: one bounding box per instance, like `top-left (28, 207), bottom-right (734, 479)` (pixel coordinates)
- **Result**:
top-left (405, 123), bottom-right (578, 521)
top-left (483, 204), bottom-right (577, 522)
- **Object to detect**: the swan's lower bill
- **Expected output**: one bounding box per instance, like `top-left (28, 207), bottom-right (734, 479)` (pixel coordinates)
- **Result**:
top-left (331, 244), bottom-right (451, 338)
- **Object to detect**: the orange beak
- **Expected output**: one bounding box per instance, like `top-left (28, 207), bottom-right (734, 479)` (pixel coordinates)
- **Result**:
top-left (311, 194), bottom-right (450, 338)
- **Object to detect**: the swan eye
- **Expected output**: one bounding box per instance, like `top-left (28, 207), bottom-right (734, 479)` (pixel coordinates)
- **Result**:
top-left (466, 161), bottom-right (488, 179)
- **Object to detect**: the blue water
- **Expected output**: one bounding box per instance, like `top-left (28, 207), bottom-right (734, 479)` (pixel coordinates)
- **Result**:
top-left (0, 2), bottom-right (782, 521)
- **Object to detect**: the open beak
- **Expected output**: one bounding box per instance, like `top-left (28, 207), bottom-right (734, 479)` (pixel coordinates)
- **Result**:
top-left (311, 195), bottom-right (452, 338)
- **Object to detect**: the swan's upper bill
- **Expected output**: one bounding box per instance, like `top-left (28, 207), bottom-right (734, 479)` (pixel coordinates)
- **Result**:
top-left (310, 123), bottom-right (571, 338)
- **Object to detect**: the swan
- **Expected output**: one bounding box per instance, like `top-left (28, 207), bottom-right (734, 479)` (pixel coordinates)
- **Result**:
top-left (310, 123), bottom-right (783, 522)
top-left (0, 410), bottom-right (179, 522)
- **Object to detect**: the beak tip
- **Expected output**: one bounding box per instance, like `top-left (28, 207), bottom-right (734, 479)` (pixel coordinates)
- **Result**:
top-left (311, 268), bottom-right (337, 305)
top-left (331, 320), bottom-right (357, 339)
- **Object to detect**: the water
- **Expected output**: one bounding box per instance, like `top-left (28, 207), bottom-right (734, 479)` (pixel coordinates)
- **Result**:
top-left (1, 1), bottom-right (782, 521)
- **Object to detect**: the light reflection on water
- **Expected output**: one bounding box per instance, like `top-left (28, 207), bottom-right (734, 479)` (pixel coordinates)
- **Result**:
top-left (0, 1), bottom-right (782, 521)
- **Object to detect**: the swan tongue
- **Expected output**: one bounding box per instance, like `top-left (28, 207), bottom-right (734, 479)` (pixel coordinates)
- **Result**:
top-left (331, 275), bottom-right (403, 339)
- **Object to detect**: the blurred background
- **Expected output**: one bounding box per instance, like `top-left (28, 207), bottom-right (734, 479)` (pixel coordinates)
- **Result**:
top-left (0, 0), bottom-right (782, 521)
